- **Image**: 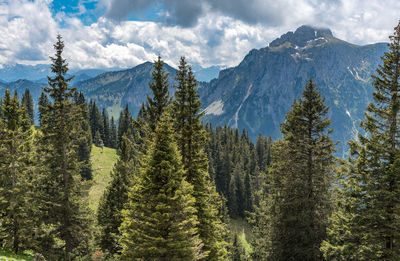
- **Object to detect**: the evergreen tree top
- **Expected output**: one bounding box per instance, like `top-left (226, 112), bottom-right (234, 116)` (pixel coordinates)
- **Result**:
top-left (282, 78), bottom-right (332, 140)
top-left (45, 34), bottom-right (75, 102)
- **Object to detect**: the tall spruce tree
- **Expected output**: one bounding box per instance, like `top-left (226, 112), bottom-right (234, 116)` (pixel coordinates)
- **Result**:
top-left (110, 116), bottom-right (118, 149)
top-left (97, 134), bottom-right (135, 257)
top-left (0, 90), bottom-right (34, 253)
top-left (322, 21), bottom-right (400, 260)
top-left (89, 101), bottom-right (103, 144)
top-left (252, 79), bottom-right (336, 260)
top-left (74, 91), bottom-right (92, 180)
top-left (172, 57), bottom-right (228, 260)
top-left (102, 108), bottom-right (110, 147)
top-left (117, 105), bottom-right (133, 148)
top-left (119, 112), bottom-right (204, 260)
top-left (21, 88), bottom-right (34, 125)
top-left (35, 35), bottom-right (92, 260)
top-left (145, 56), bottom-right (170, 130)
top-left (38, 92), bottom-right (50, 126)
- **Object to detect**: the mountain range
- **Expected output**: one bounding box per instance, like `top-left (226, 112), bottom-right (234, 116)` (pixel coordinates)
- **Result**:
top-left (0, 25), bottom-right (389, 156)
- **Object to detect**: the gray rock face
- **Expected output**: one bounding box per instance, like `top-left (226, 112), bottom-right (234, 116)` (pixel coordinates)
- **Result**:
top-left (200, 25), bottom-right (388, 156)
top-left (269, 25), bottom-right (333, 47)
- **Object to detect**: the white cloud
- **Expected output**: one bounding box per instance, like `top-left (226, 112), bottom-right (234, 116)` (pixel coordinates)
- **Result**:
top-left (0, 0), bottom-right (399, 71)
top-left (0, 0), bottom-right (57, 67)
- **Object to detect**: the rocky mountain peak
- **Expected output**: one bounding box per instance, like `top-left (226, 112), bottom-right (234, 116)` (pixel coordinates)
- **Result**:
top-left (269, 25), bottom-right (333, 48)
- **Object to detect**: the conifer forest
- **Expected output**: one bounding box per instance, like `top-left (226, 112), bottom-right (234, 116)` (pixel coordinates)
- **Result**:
top-left (2, 7), bottom-right (400, 261)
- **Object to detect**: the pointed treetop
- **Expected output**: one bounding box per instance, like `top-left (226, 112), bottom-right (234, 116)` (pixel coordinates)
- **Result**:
top-left (45, 34), bottom-right (75, 102)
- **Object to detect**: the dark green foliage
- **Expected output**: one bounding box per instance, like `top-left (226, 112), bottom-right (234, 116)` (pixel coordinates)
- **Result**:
top-left (145, 56), bottom-right (170, 130)
top-left (97, 135), bottom-right (135, 257)
top-left (119, 112), bottom-right (204, 260)
top-left (88, 100), bottom-right (116, 149)
top-left (38, 92), bottom-right (49, 126)
top-left (21, 89), bottom-right (34, 125)
top-left (252, 79), bottom-right (336, 260)
top-left (173, 57), bottom-right (229, 260)
top-left (94, 130), bottom-right (103, 147)
top-left (102, 108), bottom-right (110, 147)
top-left (322, 21), bottom-right (400, 260)
top-left (109, 116), bottom-right (117, 149)
top-left (205, 125), bottom-right (271, 218)
top-left (74, 91), bottom-right (92, 180)
top-left (35, 35), bottom-right (92, 260)
top-left (73, 91), bottom-right (85, 105)
top-left (117, 104), bottom-right (133, 148)
top-left (0, 90), bottom-right (34, 253)
top-left (89, 101), bottom-right (104, 145)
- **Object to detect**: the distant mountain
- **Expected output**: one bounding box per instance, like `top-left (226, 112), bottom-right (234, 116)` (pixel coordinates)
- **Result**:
top-left (0, 63), bottom-right (110, 83)
top-left (74, 62), bottom-right (179, 119)
top-left (1, 25), bottom-right (389, 156)
top-left (0, 64), bottom-right (51, 82)
top-left (192, 65), bottom-right (221, 82)
top-left (0, 79), bottom-right (45, 99)
top-left (200, 25), bottom-right (388, 156)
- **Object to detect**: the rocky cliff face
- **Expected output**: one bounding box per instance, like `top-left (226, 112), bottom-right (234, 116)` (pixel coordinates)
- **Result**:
top-left (200, 25), bottom-right (387, 156)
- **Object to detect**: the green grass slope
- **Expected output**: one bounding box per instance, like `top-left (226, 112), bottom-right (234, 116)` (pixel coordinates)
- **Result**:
top-left (88, 145), bottom-right (119, 211)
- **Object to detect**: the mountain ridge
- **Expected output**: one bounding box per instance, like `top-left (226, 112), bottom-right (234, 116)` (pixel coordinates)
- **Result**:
top-left (0, 25), bottom-right (389, 156)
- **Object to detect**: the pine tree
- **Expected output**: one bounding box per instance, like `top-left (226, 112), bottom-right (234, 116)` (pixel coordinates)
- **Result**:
top-left (38, 92), bottom-right (50, 126)
top-left (94, 130), bottom-right (103, 147)
top-left (102, 108), bottom-right (110, 147)
top-left (244, 172), bottom-right (253, 213)
top-left (89, 101), bottom-right (103, 144)
top-left (145, 56), bottom-right (170, 130)
top-left (119, 112), bottom-right (204, 260)
top-left (0, 90), bottom-right (34, 253)
top-left (21, 88), bottom-right (34, 125)
top-left (322, 21), bottom-right (400, 260)
top-left (35, 35), bottom-right (92, 260)
top-left (74, 91), bottom-right (92, 180)
top-left (110, 116), bottom-right (118, 149)
top-left (97, 134), bottom-right (135, 256)
top-left (117, 105), bottom-right (133, 148)
top-left (172, 57), bottom-right (228, 260)
top-left (252, 79), bottom-right (336, 260)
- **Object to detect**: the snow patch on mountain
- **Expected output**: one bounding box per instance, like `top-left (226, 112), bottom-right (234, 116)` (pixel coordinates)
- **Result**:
top-left (204, 100), bottom-right (224, 115)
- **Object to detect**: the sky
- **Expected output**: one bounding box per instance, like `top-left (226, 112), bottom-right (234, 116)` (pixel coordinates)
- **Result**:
top-left (0, 0), bottom-right (400, 70)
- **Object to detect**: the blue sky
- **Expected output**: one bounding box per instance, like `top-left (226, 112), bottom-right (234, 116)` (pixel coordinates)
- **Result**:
top-left (1, 0), bottom-right (400, 70)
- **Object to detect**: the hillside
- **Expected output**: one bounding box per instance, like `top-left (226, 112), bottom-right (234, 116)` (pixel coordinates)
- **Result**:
top-left (88, 145), bottom-right (119, 211)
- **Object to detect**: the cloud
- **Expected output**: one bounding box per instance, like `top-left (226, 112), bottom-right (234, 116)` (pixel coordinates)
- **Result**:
top-left (102, 0), bottom-right (339, 28)
top-left (61, 14), bottom-right (269, 69)
top-left (101, 0), bottom-right (400, 46)
top-left (0, 0), bottom-right (57, 66)
top-left (0, 0), bottom-right (400, 72)
top-left (104, 0), bottom-right (153, 21)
